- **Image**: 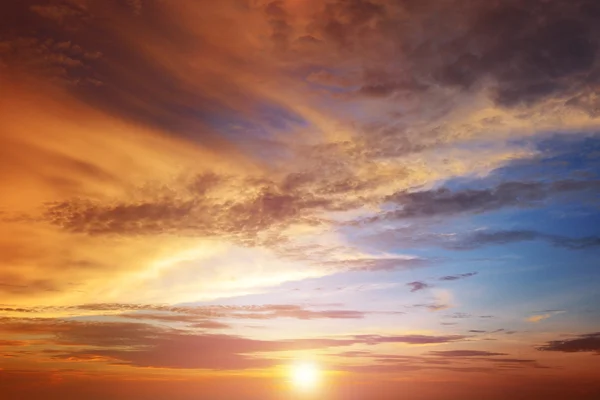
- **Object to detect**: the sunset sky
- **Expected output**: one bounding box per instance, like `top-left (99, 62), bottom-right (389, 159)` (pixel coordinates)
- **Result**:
top-left (1, 1), bottom-right (600, 399)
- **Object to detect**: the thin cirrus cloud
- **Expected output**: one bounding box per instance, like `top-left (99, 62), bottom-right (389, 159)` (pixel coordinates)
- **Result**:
top-left (438, 272), bottom-right (479, 281)
top-left (0, 303), bottom-right (377, 322)
top-left (429, 350), bottom-right (507, 357)
top-left (526, 310), bottom-right (566, 323)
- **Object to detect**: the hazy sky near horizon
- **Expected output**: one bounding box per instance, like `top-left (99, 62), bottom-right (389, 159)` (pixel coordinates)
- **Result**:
top-left (1, 1), bottom-right (599, 399)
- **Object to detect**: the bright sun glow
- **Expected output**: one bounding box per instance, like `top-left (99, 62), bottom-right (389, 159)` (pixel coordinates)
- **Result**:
top-left (290, 362), bottom-right (320, 390)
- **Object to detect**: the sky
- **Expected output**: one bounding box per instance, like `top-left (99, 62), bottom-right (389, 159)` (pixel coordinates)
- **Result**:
top-left (0, 0), bottom-right (599, 399)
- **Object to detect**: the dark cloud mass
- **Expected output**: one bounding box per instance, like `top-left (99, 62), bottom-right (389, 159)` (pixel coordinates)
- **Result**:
top-left (382, 180), bottom-right (600, 221)
top-left (442, 0), bottom-right (599, 107)
top-left (453, 230), bottom-right (600, 250)
top-left (343, 0), bottom-right (600, 108)
top-left (537, 332), bottom-right (600, 354)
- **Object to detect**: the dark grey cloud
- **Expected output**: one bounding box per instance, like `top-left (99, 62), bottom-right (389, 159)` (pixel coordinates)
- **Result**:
top-left (537, 332), bottom-right (600, 354)
top-left (407, 281), bottom-right (431, 292)
top-left (381, 180), bottom-right (600, 221)
top-left (363, 225), bottom-right (600, 254)
top-left (451, 230), bottom-right (600, 251)
top-left (439, 272), bottom-right (478, 281)
top-left (445, 230), bottom-right (600, 250)
top-left (437, 0), bottom-right (599, 107)
top-left (313, 0), bottom-right (600, 109)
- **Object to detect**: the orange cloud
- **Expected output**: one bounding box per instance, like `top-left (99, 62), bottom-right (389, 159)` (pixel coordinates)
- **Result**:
top-left (526, 310), bottom-right (565, 323)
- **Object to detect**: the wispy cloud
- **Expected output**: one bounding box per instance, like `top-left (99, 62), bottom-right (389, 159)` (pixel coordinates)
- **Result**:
top-left (439, 272), bottom-right (479, 281)
top-left (526, 310), bottom-right (565, 323)
top-left (429, 350), bottom-right (507, 357)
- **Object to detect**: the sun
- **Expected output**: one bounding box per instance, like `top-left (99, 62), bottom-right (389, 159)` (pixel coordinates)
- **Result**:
top-left (290, 361), bottom-right (321, 390)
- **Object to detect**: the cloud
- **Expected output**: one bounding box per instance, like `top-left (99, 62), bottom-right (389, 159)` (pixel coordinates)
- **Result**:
top-left (407, 281), bottom-right (431, 292)
top-left (321, 256), bottom-right (428, 272)
top-left (0, 0), bottom-right (597, 387)
top-left (413, 303), bottom-right (451, 312)
top-left (526, 310), bottom-right (565, 323)
top-left (526, 314), bottom-right (553, 323)
top-left (380, 180), bottom-right (600, 221)
top-left (429, 350), bottom-right (507, 357)
top-left (537, 332), bottom-right (600, 354)
top-left (1, 303), bottom-right (373, 322)
top-left (0, 317), bottom-right (469, 370)
top-left (29, 2), bottom-right (90, 24)
top-left (351, 334), bottom-right (468, 345)
top-left (329, 348), bottom-right (543, 375)
top-left (454, 230), bottom-right (600, 251)
top-left (42, 180), bottom-right (340, 241)
top-left (438, 272), bottom-right (478, 281)
top-left (4, 0), bottom-right (598, 311)
top-left (187, 320), bottom-right (232, 330)
top-left (322, 0), bottom-right (600, 108)
top-left (117, 312), bottom-right (231, 328)
top-left (0, 339), bottom-right (27, 347)
top-left (446, 313), bottom-right (472, 319)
